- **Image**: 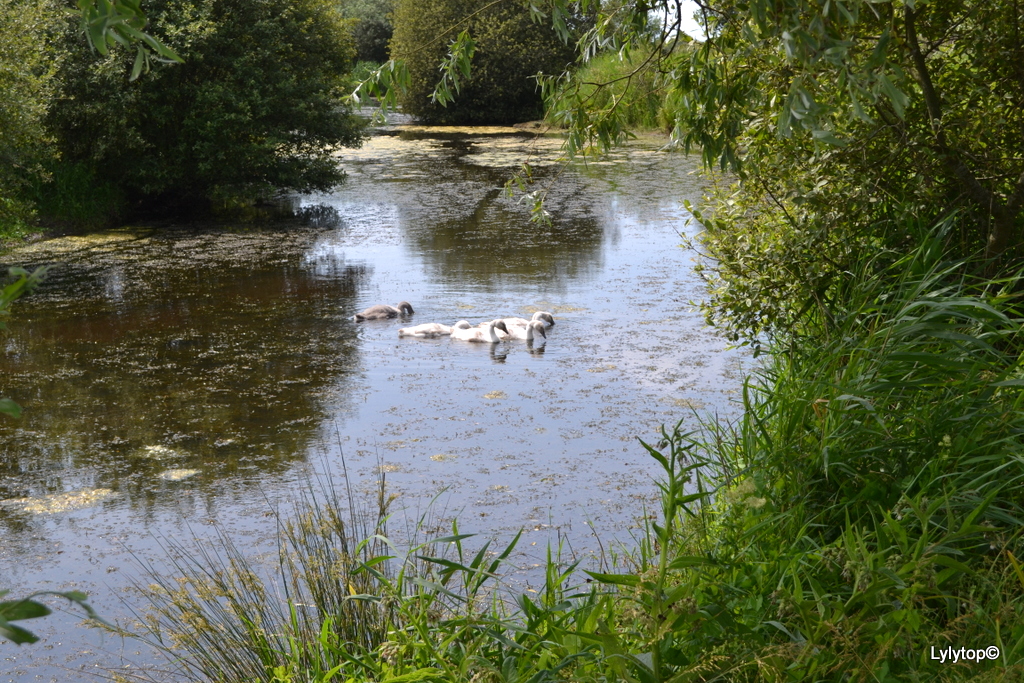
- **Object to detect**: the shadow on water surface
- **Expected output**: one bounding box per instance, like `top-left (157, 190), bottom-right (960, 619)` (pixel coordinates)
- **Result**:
top-left (321, 128), bottom-right (608, 294)
top-left (0, 221), bottom-right (368, 529)
top-left (405, 170), bottom-right (605, 292)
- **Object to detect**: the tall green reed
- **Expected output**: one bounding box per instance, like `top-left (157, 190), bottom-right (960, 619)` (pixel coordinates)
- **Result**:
top-left (131, 472), bottom-right (610, 683)
top-left (566, 220), bottom-right (1024, 681)
top-left (129, 474), bottom-right (392, 682)
top-left (633, 223), bottom-right (1024, 680)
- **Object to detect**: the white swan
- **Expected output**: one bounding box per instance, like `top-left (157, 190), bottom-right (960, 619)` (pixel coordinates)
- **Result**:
top-left (354, 301), bottom-right (414, 321)
top-left (501, 311), bottom-right (555, 329)
top-left (398, 321), bottom-right (471, 338)
top-left (502, 320), bottom-right (547, 342)
top-left (451, 319), bottom-right (509, 343)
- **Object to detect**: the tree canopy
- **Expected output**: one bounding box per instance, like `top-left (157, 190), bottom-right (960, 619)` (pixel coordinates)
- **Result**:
top-left (46, 0), bottom-right (365, 215)
top-left (525, 0), bottom-right (1024, 341)
top-left (340, 0), bottom-right (394, 63)
top-left (0, 0), bottom-right (62, 234)
top-left (389, 0), bottom-right (577, 124)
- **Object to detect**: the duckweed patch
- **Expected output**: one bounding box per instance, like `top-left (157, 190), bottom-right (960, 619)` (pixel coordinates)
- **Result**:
top-left (138, 445), bottom-right (184, 460)
top-left (2, 488), bottom-right (116, 514)
top-left (157, 469), bottom-right (200, 481)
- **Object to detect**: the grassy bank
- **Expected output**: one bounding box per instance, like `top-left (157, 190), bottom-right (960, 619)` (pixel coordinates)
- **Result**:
top-left (128, 223), bottom-right (1024, 681)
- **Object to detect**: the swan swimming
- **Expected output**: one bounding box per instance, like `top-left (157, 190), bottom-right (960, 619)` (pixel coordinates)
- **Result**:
top-left (354, 301), bottom-right (414, 321)
top-left (500, 311), bottom-right (555, 328)
top-left (451, 319), bottom-right (509, 343)
top-left (501, 320), bottom-right (547, 342)
top-left (398, 321), bottom-right (471, 338)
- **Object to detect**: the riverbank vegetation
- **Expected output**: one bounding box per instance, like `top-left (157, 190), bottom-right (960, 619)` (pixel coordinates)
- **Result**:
top-left (6, 0), bottom-right (1024, 678)
top-left (0, 0), bottom-right (61, 240)
top-left (128, 0), bottom-right (1024, 680)
top-left (136, 233), bottom-right (1024, 678)
top-left (545, 49), bottom-right (675, 133)
top-left (51, 0), bottom-right (364, 219)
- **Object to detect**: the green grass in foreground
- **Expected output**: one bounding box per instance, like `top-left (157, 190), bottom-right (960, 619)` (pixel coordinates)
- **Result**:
top-left (131, 223), bottom-right (1024, 682)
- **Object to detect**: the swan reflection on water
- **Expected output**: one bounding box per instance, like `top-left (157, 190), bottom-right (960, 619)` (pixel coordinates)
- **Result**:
top-left (398, 321), bottom-right (471, 337)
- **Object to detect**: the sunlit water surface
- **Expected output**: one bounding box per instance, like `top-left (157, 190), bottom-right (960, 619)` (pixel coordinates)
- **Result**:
top-left (0, 120), bottom-right (750, 680)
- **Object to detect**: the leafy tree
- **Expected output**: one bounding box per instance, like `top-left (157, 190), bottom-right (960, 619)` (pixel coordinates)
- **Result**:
top-left (0, 0), bottom-right (62, 237)
top-left (74, 0), bottom-right (182, 79)
top-left (389, 0), bottom-right (577, 124)
top-left (0, 0), bottom-right (182, 236)
top-left (47, 0), bottom-right (365, 216)
top-left (531, 0), bottom-right (1024, 341)
top-left (340, 0), bottom-right (394, 63)
top-left (352, 16), bottom-right (392, 63)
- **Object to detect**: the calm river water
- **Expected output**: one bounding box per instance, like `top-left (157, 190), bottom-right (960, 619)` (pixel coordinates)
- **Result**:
top-left (0, 120), bottom-right (749, 680)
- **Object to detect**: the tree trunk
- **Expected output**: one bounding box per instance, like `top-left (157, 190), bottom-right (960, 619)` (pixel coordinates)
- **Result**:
top-left (904, 6), bottom-right (1022, 261)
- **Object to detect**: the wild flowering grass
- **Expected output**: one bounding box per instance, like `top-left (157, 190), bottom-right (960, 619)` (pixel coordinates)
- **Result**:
top-left (128, 476), bottom-right (394, 682)
top-left (132, 227), bottom-right (1024, 682)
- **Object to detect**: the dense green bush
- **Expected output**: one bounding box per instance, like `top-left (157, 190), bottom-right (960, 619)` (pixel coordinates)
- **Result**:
top-left (625, 228), bottom-right (1024, 680)
top-left (45, 0), bottom-right (365, 219)
top-left (341, 0), bottom-right (393, 63)
top-left (352, 18), bottom-right (391, 63)
top-left (685, 0), bottom-right (1024, 344)
top-left (390, 0), bottom-right (576, 124)
top-left (0, 0), bottom-right (62, 238)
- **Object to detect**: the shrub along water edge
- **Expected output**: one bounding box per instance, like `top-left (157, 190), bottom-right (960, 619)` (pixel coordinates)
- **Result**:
top-left (43, 0), bottom-right (365, 225)
top-left (624, 222), bottom-right (1024, 680)
top-left (389, 0), bottom-right (577, 125)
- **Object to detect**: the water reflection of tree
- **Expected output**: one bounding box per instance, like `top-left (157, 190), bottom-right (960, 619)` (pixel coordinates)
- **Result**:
top-left (400, 153), bottom-right (607, 293)
top-left (0, 228), bottom-right (368, 519)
